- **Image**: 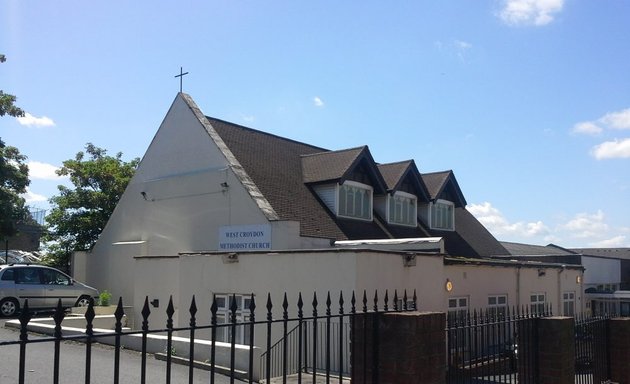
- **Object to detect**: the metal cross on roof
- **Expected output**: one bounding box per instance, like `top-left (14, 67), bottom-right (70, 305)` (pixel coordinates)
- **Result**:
top-left (174, 67), bottom-right (189, 93)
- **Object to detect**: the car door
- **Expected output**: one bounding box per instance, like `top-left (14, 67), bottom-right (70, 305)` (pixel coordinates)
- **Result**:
top-left (40, 268), bottom-right (76, 307)
top-left (14, 267), bottom-right (47, 308)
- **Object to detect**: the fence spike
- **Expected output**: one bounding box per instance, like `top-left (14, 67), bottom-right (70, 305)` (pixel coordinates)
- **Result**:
top-left (249, 293), bottom-right (256, 315)
top-left (297, 292), bottom-right (304, 318)
top-left (52, 298), bottom-right (65, 338)
top-left (189, 295), bottom-right (197, 322)
top-left (413, 289), bottom-right (418, 310)
top-left (283, 293), bottom-right (289, 320)
top-left (350, 291), bottom-right (356, 314)
top-left (312, 292), bottom-right (318, 316)
top-left (373, 290), bottom-right (379, 312)
top-left (393, 290), bottom-right (399, 311)
top-left (339, 291), bottom-right (345, 315)
top-left (326, 292), bottom-right (332, 316)
top-left (266, 293), bottom-right (273, 321)
top-left (141, 296), bottom-right (151, 329)
top-left (85, 297), bottom-right (96, 334)
top-left (210, 294), bottom-right (218, 320)
top-left (362, 290), bottom-right (368, 313)
top-left (19, 299), bottom-right (32, 339)
top-left (166, 296), bottom-right (175, 329)
top-left (384, 290), bottom-right (389, 311)
top-left (403, 290), bottom-right (408, 311)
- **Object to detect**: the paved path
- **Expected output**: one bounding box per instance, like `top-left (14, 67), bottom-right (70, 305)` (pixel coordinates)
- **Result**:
top-left (0, 320), bottom-right (245, 384)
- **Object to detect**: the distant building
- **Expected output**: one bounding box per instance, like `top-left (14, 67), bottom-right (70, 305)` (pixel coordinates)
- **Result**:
top-left (498, 242), bottom-right (630, 316)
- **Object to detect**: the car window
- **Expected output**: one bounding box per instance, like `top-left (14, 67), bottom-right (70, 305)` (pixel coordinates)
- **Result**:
top-left (15, 268), bottom-right (41, 285)
top-left (41, 269), bottom-right (71, 285)
top-left (0, 269), bottom-right (15, 281)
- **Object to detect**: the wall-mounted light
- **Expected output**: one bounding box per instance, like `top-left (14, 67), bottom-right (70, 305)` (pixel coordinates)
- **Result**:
top-left (221, 182), bottom-right (229, 188)
top-left (445, 279), bottom-right (453, 292)
top-left (576, 275), bottom-right (582, 284)
top-left (538, 269), bottom-right (546, 277)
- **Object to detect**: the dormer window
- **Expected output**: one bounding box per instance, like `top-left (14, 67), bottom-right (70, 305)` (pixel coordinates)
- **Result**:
top-left (431, 199), bottom-right (454, 230)
top-left (338, 181), bottom-right (372, 221)
top-left (388, 191), bottom-right (417, 227)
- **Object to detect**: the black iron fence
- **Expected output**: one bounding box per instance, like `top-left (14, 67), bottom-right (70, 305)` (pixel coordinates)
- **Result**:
top-left (446, 305), bottom-right (551, 384)
top-left (0, 289), bottom-right (416, 384)
top-left (575, 312), bottom-right (613, 384)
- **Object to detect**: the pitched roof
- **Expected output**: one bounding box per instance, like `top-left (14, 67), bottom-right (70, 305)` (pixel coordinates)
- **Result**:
top-left (198, 106), bottom-right (503, 257)
top-left (501, 242), bottom-right (576, 256)
top-left (377, 160), bottom-right (430, 201)
top-left (428, 208), bottom-right (508, 257)
top-left (302, 147), bottom-right (366, 183)
top-left (421, 170), bottom-right (467, 207)
top-left (570, 248), bottom-right (630, 260)
top-left (301, 146), bottom-right (388, 193)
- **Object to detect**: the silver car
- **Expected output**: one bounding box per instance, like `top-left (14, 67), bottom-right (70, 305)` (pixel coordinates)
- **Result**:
top-left (0, 264), bottom-right (99, 317)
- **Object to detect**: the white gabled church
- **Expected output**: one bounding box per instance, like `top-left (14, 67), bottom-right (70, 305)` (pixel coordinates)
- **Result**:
top-left (75, 93), bottom-right (583, 334)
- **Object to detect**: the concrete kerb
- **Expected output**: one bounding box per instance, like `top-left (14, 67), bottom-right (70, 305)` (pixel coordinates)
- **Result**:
top-left (5, 315), bottom-right (262, 381)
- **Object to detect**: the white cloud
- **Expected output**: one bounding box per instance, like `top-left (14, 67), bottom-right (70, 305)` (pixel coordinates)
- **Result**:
top-left (16, 112), bottom-right (56, 127)
top-left (313, 97), bottom-right (324, 107)
top-left (27, 161), bottom-right (64, 180)
top-left (468, 202), bottom-right (549, 237)
top-left (588, 235), bottom-right (627, 248)
top-left (455, 40), bottom-right (472, 50)
top-left (591, 138), bottom-right (630, 160)
top-left (572, 121), bottom-right (602, 136)
top-left (600, 108), bottom-right (630, 130)
top-left (498, 0), bottom-right (564, 26)
top-left (560, 210), bottom-right (608, 239)
top-left (21, 188), bottom-right (48, 203)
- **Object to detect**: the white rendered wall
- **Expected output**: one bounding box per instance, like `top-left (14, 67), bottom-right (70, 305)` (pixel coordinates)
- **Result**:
top-left (444, 264), bottom-right (583, 315)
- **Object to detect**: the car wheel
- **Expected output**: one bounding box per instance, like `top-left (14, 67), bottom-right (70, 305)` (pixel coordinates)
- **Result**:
top-left (75, 295), bottom-right (92, 307)
top-left (0, 298), bottom-right (19, 317)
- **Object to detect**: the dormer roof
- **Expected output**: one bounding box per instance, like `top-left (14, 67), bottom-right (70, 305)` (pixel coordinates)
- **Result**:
top-left (302, 146), bottom-right (387, 194)
top-left (377, 160), bottom-right (430, 202)
top-left (421, 170), bottom-right (467, 207)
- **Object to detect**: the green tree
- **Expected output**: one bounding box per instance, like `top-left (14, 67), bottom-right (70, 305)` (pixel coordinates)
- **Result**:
top-left (43, 144), bottom-right (139, 269)
top-left (0, 139), bottom-right (30, 241)
top-left (0, 54), bottom-right (25, 118)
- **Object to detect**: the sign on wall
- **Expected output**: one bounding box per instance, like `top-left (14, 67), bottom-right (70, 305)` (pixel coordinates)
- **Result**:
top-left (218, 224), bottom-right (272, 251)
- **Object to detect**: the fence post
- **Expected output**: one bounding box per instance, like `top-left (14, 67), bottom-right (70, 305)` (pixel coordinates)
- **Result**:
top-left (352, 311), bottom-right (446, 384)
top-left (608, 317), bottom-right (630, 383)
top-left (537, 317), bottom-right (575, 384)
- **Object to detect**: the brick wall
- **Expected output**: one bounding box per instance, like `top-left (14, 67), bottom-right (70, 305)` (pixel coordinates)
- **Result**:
top-left (352, 311), bottom-right (445, 384)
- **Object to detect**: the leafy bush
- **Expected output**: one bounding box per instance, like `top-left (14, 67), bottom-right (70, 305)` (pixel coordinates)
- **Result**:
top-left (99, 290), bottom-right (112, 306)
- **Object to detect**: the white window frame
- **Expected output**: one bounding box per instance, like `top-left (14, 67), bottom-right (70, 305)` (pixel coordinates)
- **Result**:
top-left (562, 291), bottom-right (575, 317)
top-left (214, 294), bottom-right (253, 344)
top-left (530, 292), bottom-right (546, 315)
top-left (448, 296), bottom-right (469, 318)
top-left (336, 181), bottom-right (373, 221)
top-left (430, 199), bottom-right (455, 231)
top-left (387, 191), bottom-right (417, 227)
top-left (487, 294), bottom-right (508, 318)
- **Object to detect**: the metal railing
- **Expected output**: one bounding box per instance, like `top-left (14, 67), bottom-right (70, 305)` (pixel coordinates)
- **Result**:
top-left (575, 312), bottom-right (613, 384)
top-left (446, 305), bottom-right (551, 384)
top-left (259, 289), bottom-right (416, 381)
top-left (0, 289), bottom-right (416, 384)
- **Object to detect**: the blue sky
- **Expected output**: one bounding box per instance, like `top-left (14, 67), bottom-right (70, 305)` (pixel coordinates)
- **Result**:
top-left (2, 0), bottom-right (629, 248)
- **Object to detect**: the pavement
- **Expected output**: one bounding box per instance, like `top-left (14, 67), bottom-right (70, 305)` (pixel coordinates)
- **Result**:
top-left (0, 317), bottom-right (246, 383)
